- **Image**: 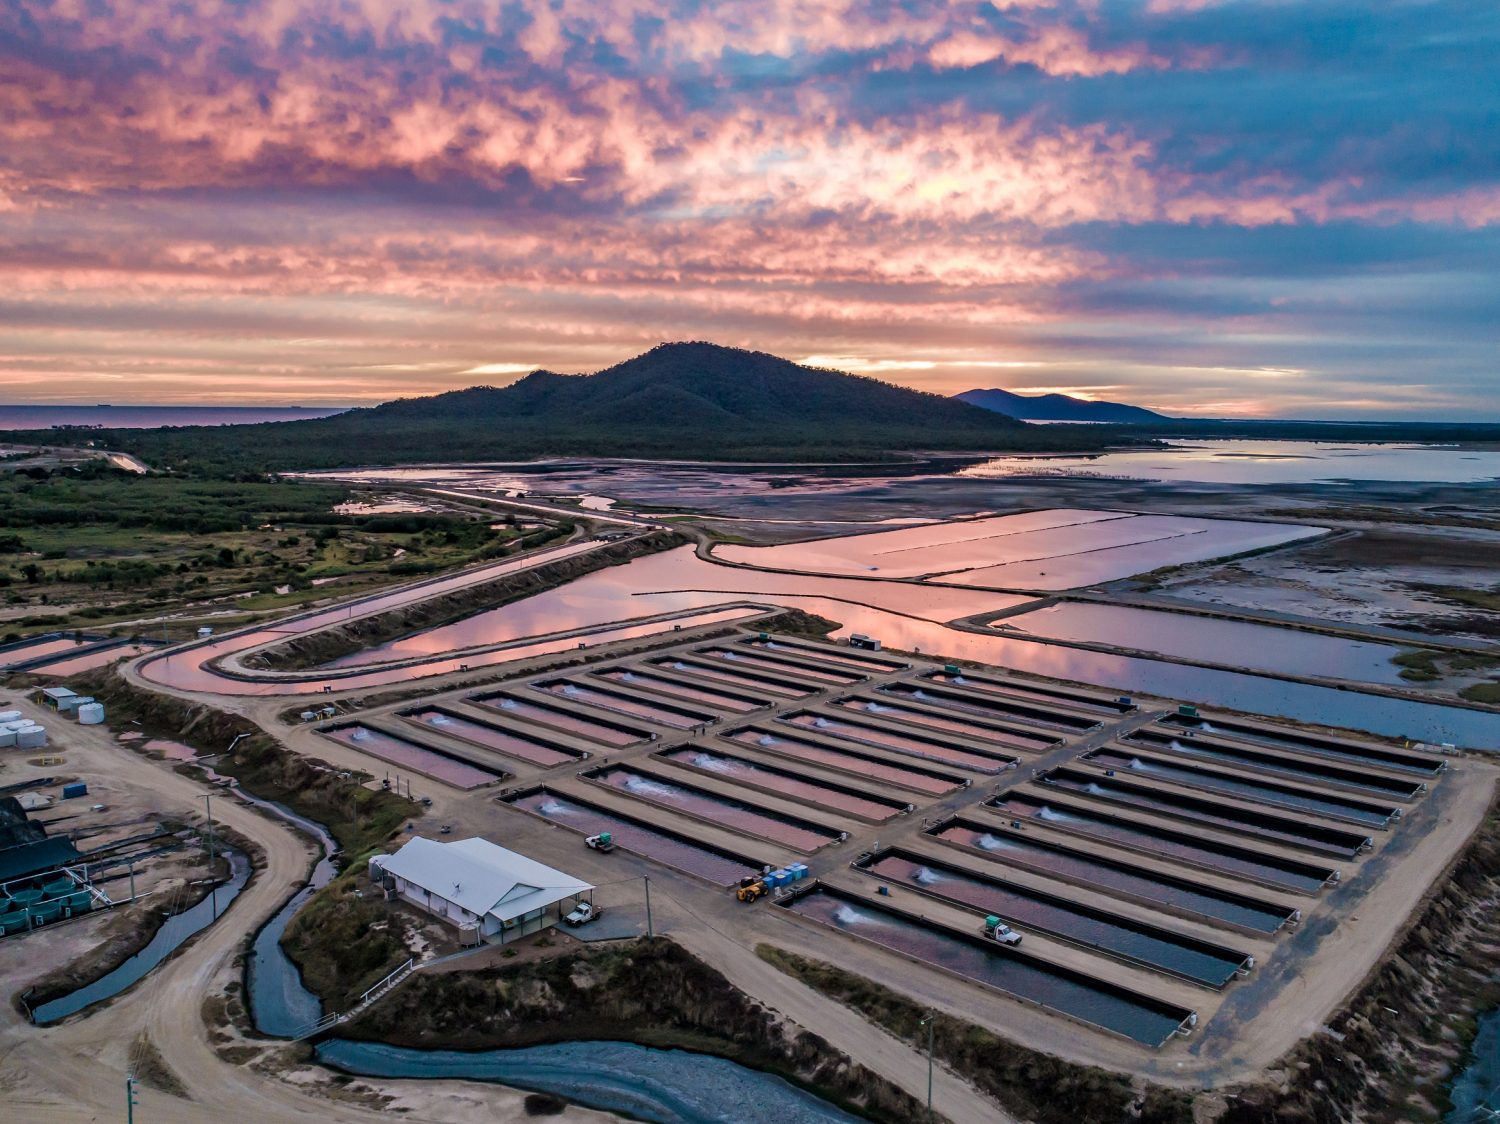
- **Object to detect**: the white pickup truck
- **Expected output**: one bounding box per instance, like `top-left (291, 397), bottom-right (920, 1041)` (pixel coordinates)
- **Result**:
top-left (565, 901), bottom-right (602, 926)
top-left (982, 916), bottom-right (1022, 946)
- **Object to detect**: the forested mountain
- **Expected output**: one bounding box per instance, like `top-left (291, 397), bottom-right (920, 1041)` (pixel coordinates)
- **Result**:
top-left (5, 343), bottom-right (1123, 475)
top-left (955, 387), bottom-right (1167, 423)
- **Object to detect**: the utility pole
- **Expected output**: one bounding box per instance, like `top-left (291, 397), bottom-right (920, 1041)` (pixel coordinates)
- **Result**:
top-left (919, 1012), bottom-right (934, 1121)
top-left (202, 793), bottom-right (217, 919)
top-left (643, 876), bottom-right (654, 938)
top-left (126, 1073), bottom-right (138, 1124)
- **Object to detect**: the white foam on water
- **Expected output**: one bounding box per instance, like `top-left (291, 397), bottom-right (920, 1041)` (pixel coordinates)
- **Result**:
top-left (499, 699), bottom-right (519, 710)
top-left (693, 753), bottom-right (735, 774)
top-left (862, 702), bottom-right (885, 713)
top-left (757, 735), bottom-right (777, 747)
top-left (976, 834), bottom-right (1006, 851)
top-left (621, 672), bottom-right (637, 682)
top-left (561, 684), bottom-right (580, 696)
top-left (624, 776), bottom-right (677, 798)
top-left (1085, 782), bottom-right (1108, 796)
top-left (913, 866), bottom-right (941, 886)
top-left (723, 651), bottom-right (740, 660)
top-left (913, 689), bottom-right (930, 700)
top-left (1037, 806), bottom-right (1068, 822)
top-left (813, 717), bottom-right (831, 729)
top-left (671, 662), bottom-right (687, 671)
top-left (428, 715), bottom-right (453, 726)
top-left (833, 905), bottom-right (863, 926)
top-left (539, 800), bottom-right (569, 816)
top-left (349, 729), bottom-right (369, 741)
top-left (952, 676), bottom-right (967, 686)
top-left (1128, 757), bottom-right (1148, 770)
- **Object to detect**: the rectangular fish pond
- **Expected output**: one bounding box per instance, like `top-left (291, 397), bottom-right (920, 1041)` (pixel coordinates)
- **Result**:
top-left (924, 668), bottom-right (1134, 716)
top-left (471, 692), bottom-right (653, 748)
top-left (779, 884), bottom-right (1198, 1047)
top-left (724, 727), bottom-right (967, 796)
top-left (778, 711), bottom-right (1021, 773)
top-left (828, 695), bottom-right (1060, 753)
top-left (1121, 729), bottom-right (1427, 800)
top-left (647, 656), bottom-right (817, 698)
top-left (878, 681), bottom-right (1098, 733)
top-left (856, 849), bottom-right (1254, 989)
top-left (657, 746), bottom-right (911, 821)
top-left (929, 816), bottom-right (1300, 936)
top-left (1159, 714), bottom-right (1445, 776)
top-left (505, 788), bottom-right (770, 885)
top-left (593, 667), bottom-right (768, 713)
top-left (532, 678), bottom-right (717, 729)
top-left (741, 635), bottom-right (909, 674)
top-left (694, 645), bottom-right (864, 685)
top-left (401, 708), bottom-right (587, 768)
top-left (319, 723), bottom-right (506, 789)
top-left (1035, 769), bottom-right (1374, 858)
top-left (1081, 748), bottom-right (1402, 829)
top-left (582, 765), bottom-right (844, 851)
top-left (991, 793), bottom-right (1339, 894)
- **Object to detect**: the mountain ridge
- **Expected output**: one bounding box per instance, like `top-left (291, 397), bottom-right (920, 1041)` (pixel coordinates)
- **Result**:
top-left (956, 386), bottom-right (1167, 423)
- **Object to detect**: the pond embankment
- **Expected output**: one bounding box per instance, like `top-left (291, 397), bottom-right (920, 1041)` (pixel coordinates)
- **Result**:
top-left (241, 531), bottom-right (687, 672)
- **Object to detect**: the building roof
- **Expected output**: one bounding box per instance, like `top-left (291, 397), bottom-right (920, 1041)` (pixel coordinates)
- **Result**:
top-left (40, 687), bottom-right (78, 701)
top-left (378, 836), bottom-right (592, 923)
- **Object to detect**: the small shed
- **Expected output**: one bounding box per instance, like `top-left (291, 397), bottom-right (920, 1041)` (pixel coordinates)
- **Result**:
top-left (371, 837), bottom-right (593, 942)
top-left (38, 687), bottom-right (77, 711)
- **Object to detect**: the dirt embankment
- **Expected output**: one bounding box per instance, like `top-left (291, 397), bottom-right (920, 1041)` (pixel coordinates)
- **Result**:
top-left (73, 673), bottom-right (418, 860)
top-left (338, 937), bottom-right (929, 1123)
top-left (241, 531), bottom-right (688, 672)
top-left (1220, 794), bottom-right (1500, 1124)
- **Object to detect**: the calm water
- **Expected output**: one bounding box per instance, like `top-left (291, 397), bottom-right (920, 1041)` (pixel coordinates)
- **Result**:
top-left (784, 887), bottom-right (1193, 1047)
top-left (867, 853), bottom-right (1249, 988)
top-left (958, 441), bottom-right (1500, 486)
top-left (1446, 1007), bottom-right (1500, 1123)
top-left (317, 1040), bottom-right (864, 1124)
top-left (33, 852), bottom-right (251, 1024)
top-left (592, 768), bottom-right (837, 850)
top-left (509, 791), bottom-right (764, 883)
top-left (535, 679), bottom-right (714, 728)
top-left (0, 405), bottom-right (346, 430)
top-left (596, 668), bottom-right (766, 712)
top-left (1005, 602), bottom-right (1411, 686)
top-left (659, 748), bottom-right (902, 820)
top-left (403, 710), bottom-right (582, 768)
top-left (320, 724), bottom-right (502, 788)
top-left (726, 728), bottom-right (962, 795)
top-left (935, 824), bottom-right (1294, 934)
top-left (780, 711), bottom-right (1019, 772)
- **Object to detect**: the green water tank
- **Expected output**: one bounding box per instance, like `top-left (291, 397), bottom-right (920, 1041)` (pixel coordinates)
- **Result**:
top-left (1178, 704), bottom-right (1199, 717)
top-left (944, 664), bottom-right (960, 675)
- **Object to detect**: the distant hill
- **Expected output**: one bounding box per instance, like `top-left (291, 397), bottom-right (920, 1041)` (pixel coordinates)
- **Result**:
top-left (23, 343), bottom-right (1123, 474)
top-left (955, 387), bottom-right (1167, 423)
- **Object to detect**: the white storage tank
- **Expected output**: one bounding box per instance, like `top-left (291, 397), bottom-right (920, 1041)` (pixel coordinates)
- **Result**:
top-left (17, 727), bottom-right (48, 748)
top-left (77, 702), bottom-right (105, 725)
top-left (0, 730), bottom-right (16, 748)
top-left (0, 710), bottom-right (20, 722)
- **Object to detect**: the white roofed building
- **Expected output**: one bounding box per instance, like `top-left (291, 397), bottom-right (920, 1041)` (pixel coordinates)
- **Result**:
top-left (371, 836), bottom-right (593, 941)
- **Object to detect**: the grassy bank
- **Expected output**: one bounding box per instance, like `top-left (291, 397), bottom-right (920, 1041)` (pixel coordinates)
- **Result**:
top-left (756, 945), bottom-right (1192, 1124)
top-left (72, 673), bottom-right (417, 860)
top-left (334, 936), bottom-right (931, 1122)
top-left (243, 529), bottom-right (685, 671)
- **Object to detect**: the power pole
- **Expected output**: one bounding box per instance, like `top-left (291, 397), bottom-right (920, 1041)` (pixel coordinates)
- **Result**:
top-left (643, 876), bottom-right (654, 938)
top-left (202, 793), bottom-right (217, 920)
top-left (920, 1013), bottom-right (934, 1121)
top-left (126, 1073), bottom-right (138, 1123)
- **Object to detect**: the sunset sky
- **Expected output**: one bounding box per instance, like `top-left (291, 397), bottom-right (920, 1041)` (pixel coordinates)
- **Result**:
top-left (1, 1), bottom-right (1495, 417)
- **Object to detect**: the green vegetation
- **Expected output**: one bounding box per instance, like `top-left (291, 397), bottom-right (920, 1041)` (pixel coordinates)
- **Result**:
top-left (755, 945), bottom-right (1192, 1124)
top-left (283, 865), bottom-right (414, 1008)
top-left (5, 343), bottom-right (1124, 476)
top-left (1416, 584), bottom-right (1500, 613)
top-left (0, 464), bottom-right (560, 635)
top-left (1460, 682), bottom-right (1500, 704)
top-left (1391, 648), bottom-right (1500, 688)
top-left (1394, 650), bottom-right (1442, 682)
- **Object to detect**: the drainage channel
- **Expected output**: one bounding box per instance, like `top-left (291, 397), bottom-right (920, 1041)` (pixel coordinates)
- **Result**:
top-left (1082, 748), bottom-right (1402, 829)
top-left (989, 793), bottom-right (1338, 895)
top-left (32, 851), bottom-right (252, 1024)
top-left (657, 746), bottom-right (909, 821)
top-left (856, 849), bottom-right (1254, 988)
top-left (583, 766), bottom-right (843, 852)
top-left (472, 692), bottom-right (653, 748)
top-left (742, 636), bottom-right (909, 674)
top-left (830, 695), bottom-right (1059, 752)
top-left (505, 788), bottom-right (771, 884)
top-left (533, 678), bottom-right (717, 730)
top-left (400, 708), bottom-right (586, 768)
top-left (694, 646), bottom-right (863, 685)
top-left (593, 667), bottom-right (768, 713)
top-left (1037, 769), bottom-right (1373, 858)
top-left (929, 817), bottom-right (1299, 935)
top-left (778, 711), bottom-right (1020, 773)
top-left (648, 656), bottom-right (818, 698)
top-left (1159, 714), bottom-right (1445, 776)
top-left (877, 682), bottom-right (1097, 733)
top-left (724, 727), bottom-right (968, 797)
top-left (924, 669), bottom-right (1132, 717)
top-left (779, 884), bottom-right (1197, 1048)
top-left (319, 723), bottom-right (506, 789)
top-left (1123, 730), bottom-right (1427, 799)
